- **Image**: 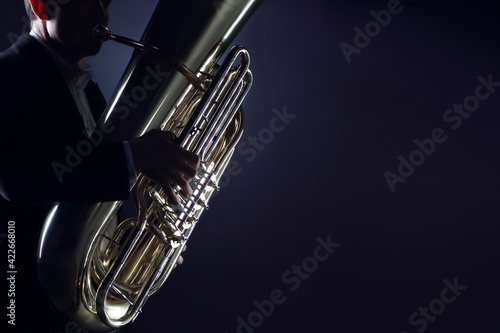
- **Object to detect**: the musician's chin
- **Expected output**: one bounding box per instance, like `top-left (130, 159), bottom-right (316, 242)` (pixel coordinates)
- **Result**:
top-left (82, 39), bottom-right (104, 57)
top-left (88, 41), bottom-right (104, 56)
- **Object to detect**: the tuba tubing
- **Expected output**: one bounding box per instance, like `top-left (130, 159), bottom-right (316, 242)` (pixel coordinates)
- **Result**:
top-left (37, 0), bottom-right (263, 331)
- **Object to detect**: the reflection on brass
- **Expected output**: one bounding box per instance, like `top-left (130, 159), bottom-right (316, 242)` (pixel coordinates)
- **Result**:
top-left (38, 0), bottom-right (263, 331)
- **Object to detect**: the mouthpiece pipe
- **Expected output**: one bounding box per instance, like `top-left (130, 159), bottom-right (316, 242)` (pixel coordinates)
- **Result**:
top-left (93, 24), bottom-right (206, 91)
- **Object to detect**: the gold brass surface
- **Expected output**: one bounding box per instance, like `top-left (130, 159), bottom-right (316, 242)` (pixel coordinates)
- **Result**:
top-left (37, 0), bottom-right (263, 331)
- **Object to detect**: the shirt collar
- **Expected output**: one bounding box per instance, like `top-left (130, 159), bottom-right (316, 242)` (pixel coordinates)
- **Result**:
top-left (29, 31), bottom-right (93, 90)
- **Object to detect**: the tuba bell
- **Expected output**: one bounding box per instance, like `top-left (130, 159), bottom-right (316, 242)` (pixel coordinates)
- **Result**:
top-left (37, 0), bottom-right (263, 331)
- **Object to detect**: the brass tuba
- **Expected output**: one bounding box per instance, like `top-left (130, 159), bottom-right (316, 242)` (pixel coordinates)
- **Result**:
top-left (37, 0), bottom-right (263, 331)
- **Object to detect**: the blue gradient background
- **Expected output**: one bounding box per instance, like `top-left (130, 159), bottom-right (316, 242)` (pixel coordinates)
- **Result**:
top-left (2, 0), bottom-right (500, 332)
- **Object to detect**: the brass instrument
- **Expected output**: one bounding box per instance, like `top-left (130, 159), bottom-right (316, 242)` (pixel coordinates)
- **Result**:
top-left (37, 0), bottom-right (263, 331)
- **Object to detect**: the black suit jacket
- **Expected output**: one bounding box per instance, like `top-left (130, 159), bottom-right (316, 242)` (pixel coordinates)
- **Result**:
top-left (0, 35), bottom-right (130, 332)
top-left (0, 34), bottom-right (130, 204)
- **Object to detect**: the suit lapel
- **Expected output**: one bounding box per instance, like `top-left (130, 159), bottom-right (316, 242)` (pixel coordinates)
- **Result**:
top-left (85, 80), bottom-right (107, 123)
top-left (13, 34), bottom-right (107, 131)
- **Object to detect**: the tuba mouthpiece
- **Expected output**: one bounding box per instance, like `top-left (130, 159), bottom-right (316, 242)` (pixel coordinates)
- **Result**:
top-left (93, 24), bottom-right (111, 41)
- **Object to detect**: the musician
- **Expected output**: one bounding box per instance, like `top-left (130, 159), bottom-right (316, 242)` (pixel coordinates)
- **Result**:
top-left (0, 0), bottom-right (198, 331)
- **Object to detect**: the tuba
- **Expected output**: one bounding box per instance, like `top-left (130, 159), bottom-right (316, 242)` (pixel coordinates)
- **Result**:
top-left (37, 0), bottom-right (263, 331)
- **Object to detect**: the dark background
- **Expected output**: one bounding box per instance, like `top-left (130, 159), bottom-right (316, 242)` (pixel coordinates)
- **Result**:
top-left (2, 0), bottom-right (500, 332)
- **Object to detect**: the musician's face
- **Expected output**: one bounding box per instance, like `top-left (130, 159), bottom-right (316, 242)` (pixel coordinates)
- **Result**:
top-left (48, 0), bottom-right (112, 59)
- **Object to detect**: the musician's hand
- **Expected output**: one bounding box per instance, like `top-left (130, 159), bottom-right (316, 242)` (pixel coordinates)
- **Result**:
top-left (128, 129), bottom-right (200, 205)
top-left (175, 245), bottom-right (187, 268)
